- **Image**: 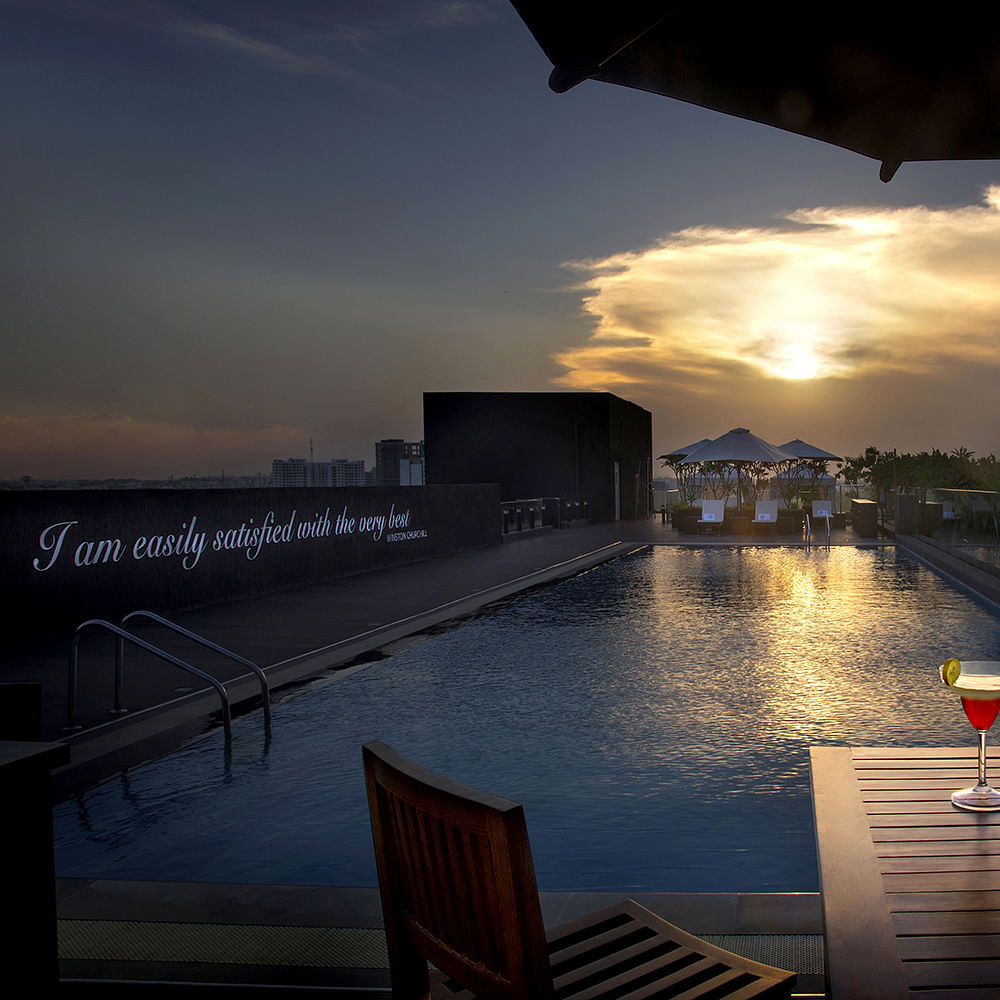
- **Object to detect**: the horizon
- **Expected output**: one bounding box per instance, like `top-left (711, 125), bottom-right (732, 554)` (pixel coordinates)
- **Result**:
top-left (4, 2), bottom-right (1000, 479)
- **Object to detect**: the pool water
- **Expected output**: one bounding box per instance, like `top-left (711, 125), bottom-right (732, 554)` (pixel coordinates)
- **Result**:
top-left (53, 546), bottom-right (1000, 892)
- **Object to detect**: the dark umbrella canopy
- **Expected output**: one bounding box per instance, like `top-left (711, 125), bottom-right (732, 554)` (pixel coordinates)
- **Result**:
top-left (658, 438), bottom-right (712, 461)
top-left (778, 439), bottom-right (842, 462)
top-left (509, 2), bottom-right (1000, 181)
top-left (681, 428), bottom-right (796, 466)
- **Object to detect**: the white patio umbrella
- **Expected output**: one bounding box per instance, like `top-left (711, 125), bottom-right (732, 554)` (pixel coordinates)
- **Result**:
top-left (682, 428), bottom-right (797, 507)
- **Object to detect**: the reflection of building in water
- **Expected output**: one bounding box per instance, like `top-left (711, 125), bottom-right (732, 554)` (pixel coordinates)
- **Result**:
top-left (374, 439), bottom-right (425, 487)
top-left (271, 458), bottom-right (367, 487)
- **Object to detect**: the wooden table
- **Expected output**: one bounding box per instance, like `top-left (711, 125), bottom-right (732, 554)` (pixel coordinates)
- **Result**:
top-left (811, 746), bottom-right (1000, 998)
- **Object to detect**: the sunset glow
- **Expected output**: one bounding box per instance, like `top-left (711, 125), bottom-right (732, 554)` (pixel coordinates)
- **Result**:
top-left (557, 188), bottom-right (1000, 389)
top-left (4, 3), bottom-right (1000, 477)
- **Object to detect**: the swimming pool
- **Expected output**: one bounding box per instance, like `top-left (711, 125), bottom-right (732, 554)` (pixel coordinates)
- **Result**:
top-left (52, 545), bottom-right (1000, 892)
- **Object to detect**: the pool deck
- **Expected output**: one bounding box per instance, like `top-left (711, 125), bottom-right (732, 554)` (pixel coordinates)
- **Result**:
top-left (7, 518), bottom-right (965, 996)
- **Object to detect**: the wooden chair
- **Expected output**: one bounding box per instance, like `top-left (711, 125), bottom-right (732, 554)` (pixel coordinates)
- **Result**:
top-left (363, 741), bottom-right (795, 1000)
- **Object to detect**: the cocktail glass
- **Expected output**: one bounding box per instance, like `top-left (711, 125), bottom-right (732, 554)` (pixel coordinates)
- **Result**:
top-left (941, 660), bottom-right (1000, 811)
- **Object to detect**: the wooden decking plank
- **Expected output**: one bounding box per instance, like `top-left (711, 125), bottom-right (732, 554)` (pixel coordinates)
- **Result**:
top-left (889, 890), bottom-right (1000, 914)
top-left (906, 991), bottom-right (1000, 1000)
top-left (876, 840), bottom-right (1000, 857)
top-left (860, 778), bottom-right (988, 790)
top-left (895, 909), bottom-right (1000, 932)
top-left (872, 826), bottom-right (1000, 842)
top-left (879, 854), bottom-right (1000, 873)
top-left (904, 958), bottom-right (1000, 988)
top-left (898, 934), bottom-right (1000, 960)
top-left (864, 793), bottom-right (972, 807)
top-left (862, 789), bottom-right (978, 802)
top-left (856, 767), bottom-right (992, 780)
top-left (851, 747), bottom-right (997, 759)
top-left (884, 869), bottom-right (1000, 891)
top-left (869, 812), bottom-right (1000, 827)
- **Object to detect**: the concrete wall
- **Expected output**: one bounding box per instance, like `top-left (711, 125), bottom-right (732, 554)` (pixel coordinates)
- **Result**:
top-left (1, 484), bottom-right (500, 636)
top-left (423, 391), bottom-right (652, 521)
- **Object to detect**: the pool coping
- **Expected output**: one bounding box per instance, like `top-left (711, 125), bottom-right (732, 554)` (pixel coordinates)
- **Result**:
top-left (56, 878), bottom-right (825, 995)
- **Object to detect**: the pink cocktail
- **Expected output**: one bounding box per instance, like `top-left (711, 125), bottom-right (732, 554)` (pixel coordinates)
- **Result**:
top-left (942, 660), bottom-right (1000, 811)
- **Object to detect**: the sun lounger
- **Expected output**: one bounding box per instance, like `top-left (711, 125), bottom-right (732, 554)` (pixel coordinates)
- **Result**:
top-left (698, 498), bottom-right (725, 534)
top-left (752, 500), bottom-right (778, 534)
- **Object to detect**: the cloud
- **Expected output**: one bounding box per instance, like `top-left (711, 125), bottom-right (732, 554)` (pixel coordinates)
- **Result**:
top-left (173, 19), bottom-right (322, 74)
top-left (555, 186), bottom-right (1000, 395)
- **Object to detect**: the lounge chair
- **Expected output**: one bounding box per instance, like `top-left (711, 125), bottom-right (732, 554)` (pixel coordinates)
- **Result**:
top-left (363, 740), bottom-right (796, 1000)
top-left (752, 500), bottom-right (778, 534)
top-left (811, 499), bottom-right (837, 531)
top-left (697, 498), bottom-right (726, 534)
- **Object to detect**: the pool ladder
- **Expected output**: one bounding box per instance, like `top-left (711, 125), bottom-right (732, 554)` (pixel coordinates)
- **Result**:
top-left (804, 512), bottom-right (831, 549)
top-left (67, 611), bottom-right (272, 742)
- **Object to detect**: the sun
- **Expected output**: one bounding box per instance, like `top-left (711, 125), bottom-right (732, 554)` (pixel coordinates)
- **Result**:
top-left (771, 344), bottom-right (822, 380)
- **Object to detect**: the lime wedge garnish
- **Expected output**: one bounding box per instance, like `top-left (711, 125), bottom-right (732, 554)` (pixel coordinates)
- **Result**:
top-left (942, 658), bottom-right (962, 686)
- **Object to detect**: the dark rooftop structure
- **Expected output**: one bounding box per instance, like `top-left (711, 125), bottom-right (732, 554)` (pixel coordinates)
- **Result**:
top-left (423, 391), bottom-right (652, 522)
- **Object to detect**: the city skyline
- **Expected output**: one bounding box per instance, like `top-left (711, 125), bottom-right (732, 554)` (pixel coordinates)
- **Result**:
top-left (4, 1), bottom-right (1000, 479)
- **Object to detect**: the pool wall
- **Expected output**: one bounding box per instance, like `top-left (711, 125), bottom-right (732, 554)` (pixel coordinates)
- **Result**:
top-left (2, 484), bottom-right (501, 633)
top-left (897, 533), bottom-right (1000, 607)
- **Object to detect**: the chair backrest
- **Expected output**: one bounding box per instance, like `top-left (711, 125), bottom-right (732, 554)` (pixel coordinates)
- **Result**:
top-left (363, 741), bottom-right (553, 1000)
top-left (700, 499), bottom-right (725, 521)
top-left (811, 500), bottom-right (832, 517)
top-left (754, 500), bottom-right (778, 521)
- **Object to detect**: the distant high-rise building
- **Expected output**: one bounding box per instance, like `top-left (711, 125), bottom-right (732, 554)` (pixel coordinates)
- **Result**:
top-left (272, 458), bottom-right (309, 487)
top-left (374, 439), bottom-right (424, 487)
top-left (271, 458), bottom-right (367, 487)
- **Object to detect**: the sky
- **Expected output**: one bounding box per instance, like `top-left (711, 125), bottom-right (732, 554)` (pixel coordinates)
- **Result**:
top-left (3, 0), bottom-right (1000, 479)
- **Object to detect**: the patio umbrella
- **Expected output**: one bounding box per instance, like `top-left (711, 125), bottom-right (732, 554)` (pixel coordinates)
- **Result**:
top-left (508, 2), bottom-right (1000, 181)
top-left (778, 440), bottom-right (842, 509)
top-left (657, 438), bottom-right (712, 460)
top-left (658, 438), bottom-right (711, 506)
top-left (778, 439), bottom-right (842, 462)
top-left (681, 427), bottom-right (796, 507)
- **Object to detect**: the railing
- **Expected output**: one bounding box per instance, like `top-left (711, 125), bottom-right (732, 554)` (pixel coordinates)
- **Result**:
top-left (501, 497), bottom-right (589, 534)
top-left (805, 512), bottom-right (832, 548)
top-left (68, 620), bottom-right (233, 740)
top-left (120, 610), bottom-right (271, 729)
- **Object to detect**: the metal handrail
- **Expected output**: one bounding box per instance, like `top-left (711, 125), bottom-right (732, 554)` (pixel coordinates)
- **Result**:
top-left (120, 610), bottom-right (271, 729)
top-left (805, 512), bottom-right (832, 548)
top-left (68, 619), bottom-right (232, 740)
